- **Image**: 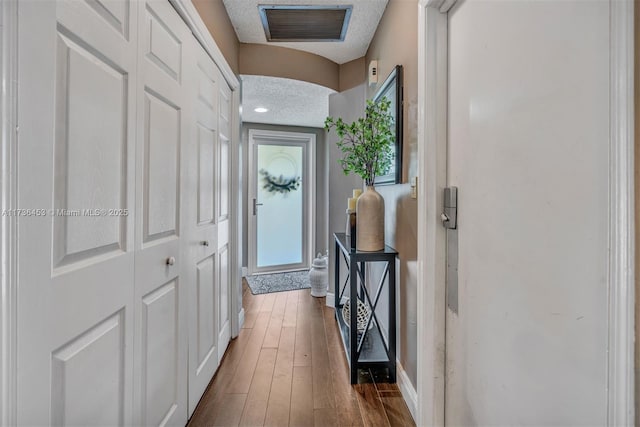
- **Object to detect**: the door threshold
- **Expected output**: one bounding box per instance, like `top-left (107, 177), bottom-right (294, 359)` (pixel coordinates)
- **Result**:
top-left (247, 267), bottom-right (309, 276)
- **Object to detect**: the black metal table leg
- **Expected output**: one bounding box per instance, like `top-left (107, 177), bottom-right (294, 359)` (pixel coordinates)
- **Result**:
top-left (335, 240), bottom-right (340, 309)
top-left (349, 258), bottom-right (359, 384)
top-left (388, 258), bottom-right (397, 383)
top-left (358, 262), bottom-right (366, 301)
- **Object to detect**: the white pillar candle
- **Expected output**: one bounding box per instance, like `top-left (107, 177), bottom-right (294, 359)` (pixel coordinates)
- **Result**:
top-left (348, 197), bottom-right (357, 210)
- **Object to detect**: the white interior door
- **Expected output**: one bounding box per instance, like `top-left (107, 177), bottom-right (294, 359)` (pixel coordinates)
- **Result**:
top-left (248, 130), bottom-right (315, 275)
top-left (133, 1), bottom-right (190, 425)
top-left (217, 78), bottom-right (233, 362)
top-left (444, 1), bottom-right (610, 425)
top-left (16, 0), bottom-right (138, 424)
top-left (186, 40), bottom-right (220, 415)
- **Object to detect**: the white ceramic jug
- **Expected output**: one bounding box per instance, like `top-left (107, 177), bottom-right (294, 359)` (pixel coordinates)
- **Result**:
top-left (309, 252), bottom-right (328, 297)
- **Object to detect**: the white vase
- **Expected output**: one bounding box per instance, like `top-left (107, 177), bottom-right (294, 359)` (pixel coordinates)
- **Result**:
top-left (356, 186), bottom-right (385, 251)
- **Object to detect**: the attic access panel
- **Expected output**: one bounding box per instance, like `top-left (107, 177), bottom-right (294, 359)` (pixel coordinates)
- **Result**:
top-left (258, 5), bottom-right (353, 42)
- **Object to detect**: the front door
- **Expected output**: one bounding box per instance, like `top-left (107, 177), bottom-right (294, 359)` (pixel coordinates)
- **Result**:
top-left (248, 130), bottom-right (315, 275)
top-left (444, 0), bottom-right (610, 424)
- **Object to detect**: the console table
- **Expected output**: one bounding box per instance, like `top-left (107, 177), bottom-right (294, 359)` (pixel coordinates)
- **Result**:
top-left (333, 232), bottom-right (398, 384)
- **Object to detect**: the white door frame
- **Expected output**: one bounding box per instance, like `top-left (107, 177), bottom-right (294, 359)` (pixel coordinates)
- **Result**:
top-left (607, 3), bottom-right (636, 424)
top-left (247, 129), bottom-right (316, 275)
top-left (415, 0), bottom-right (635, 425)
top-left (0, 0), bottom-right (18, 425)
top-left (0, 1), bottom-right (243, 423)
top-left (416, 2), bottom-right (448, 425)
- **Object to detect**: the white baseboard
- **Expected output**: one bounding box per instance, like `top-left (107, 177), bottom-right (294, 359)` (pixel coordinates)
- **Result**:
top-left (396, 360), bottom-right (417, 422)
top-left (238, 308), bottom-right (245, 330)
top-left (325, 292), bottom-right (335, 307)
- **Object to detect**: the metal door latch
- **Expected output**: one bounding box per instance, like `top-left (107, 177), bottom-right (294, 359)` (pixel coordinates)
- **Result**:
top-left (443, 186), bottom-right (458, 313)
top-left (441, 187), bottom-right (457, 229)
top-left (252, 198), bottom-right (263, 216)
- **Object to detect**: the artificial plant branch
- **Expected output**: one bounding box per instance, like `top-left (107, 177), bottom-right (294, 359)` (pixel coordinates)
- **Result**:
top-left (325, 98), bottom-right (394, 187)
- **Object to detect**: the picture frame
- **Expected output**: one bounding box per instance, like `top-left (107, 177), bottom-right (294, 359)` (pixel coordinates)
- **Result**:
top-left (373, 65), bottom-right (403, 185)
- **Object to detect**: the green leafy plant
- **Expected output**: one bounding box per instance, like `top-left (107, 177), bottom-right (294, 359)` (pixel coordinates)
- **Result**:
top-left (324, 98), bottom-right (395, 187)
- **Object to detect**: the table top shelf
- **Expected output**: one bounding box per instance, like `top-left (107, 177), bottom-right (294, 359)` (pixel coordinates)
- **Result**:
top-left (333, 232), bottom-right (398, 258)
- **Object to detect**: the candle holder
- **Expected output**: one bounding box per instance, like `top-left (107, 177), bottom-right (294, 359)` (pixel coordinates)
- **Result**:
top-left (345, 209), bottom-right (357, 250)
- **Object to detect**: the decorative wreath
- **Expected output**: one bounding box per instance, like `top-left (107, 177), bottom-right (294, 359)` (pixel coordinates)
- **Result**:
top-left (260, 169), bottom-right (301, 194)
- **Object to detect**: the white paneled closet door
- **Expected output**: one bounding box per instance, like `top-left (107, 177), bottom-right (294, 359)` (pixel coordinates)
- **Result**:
top-left (133, 1), bottom-right (190, 425)
top-left (217, 79), bottom-right (233, 362)
top-left (186, 42), bottom-right (220, 415)
top-left (17, 0), bottom-right (138, 425)
top-left (16, 0), bottom-right (236, 424)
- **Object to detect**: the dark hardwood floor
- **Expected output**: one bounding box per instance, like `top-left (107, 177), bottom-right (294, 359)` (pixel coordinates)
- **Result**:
top-left (188, 281), bottom-right (416, 427)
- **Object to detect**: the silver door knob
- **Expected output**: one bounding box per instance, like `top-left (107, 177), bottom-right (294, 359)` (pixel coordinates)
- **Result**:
top-left (166, 256), bottom-right (176, 266)
top-left (201, 240), bottom-right (209, 246)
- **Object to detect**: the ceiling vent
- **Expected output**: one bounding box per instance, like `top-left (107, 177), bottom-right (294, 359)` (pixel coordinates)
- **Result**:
top-left (258, 5), bottom-right (353, 42)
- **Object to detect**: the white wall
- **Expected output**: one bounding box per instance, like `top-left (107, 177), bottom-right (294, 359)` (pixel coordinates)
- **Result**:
top-left (369, 184), bottom-right (418, 385)
top-left (364, 0), bottom-right (421, 389)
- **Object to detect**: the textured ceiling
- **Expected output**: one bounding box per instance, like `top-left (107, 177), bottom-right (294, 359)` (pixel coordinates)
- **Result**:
top-left (223, 0), bottom-right (388, 64)
top-left (241, 75), bottom-right (336, 128)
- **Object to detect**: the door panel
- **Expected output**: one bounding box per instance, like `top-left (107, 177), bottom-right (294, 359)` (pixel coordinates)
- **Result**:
top-left (218, 83), bottom-right (231, 224)
top-left (445, 1), bottom-right (609, 424)
top-left (198, 124), bottom-right (216, 224)
top-left (219, 139), bottom-right (230, 222)
top-left (141, 281), bottom-right (179, 427)
top-left (53, 31), bottom-right (127, 266)
top-left (134, 1), bottom-right (189, 425)
top-left (218, 244), bottom-right (230, 362)
top-left (187, 42), bottom-right (220, 415)
top-left (84, 0), bottom-right (130, 38)
top-left (143, 89), bottom-right (180, 240)
top-left (17, 0), bottom-right (137, 424)
top-left (51, 311), bottom-right (125, 426)
top-left (196, 256), bottom-right (216, 366)
top-left (146, 7), bottom-right (182, 81)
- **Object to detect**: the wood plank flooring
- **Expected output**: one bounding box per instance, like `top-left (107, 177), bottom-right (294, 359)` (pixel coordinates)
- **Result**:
top-left (188, 282), bottom-right (416, 427)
